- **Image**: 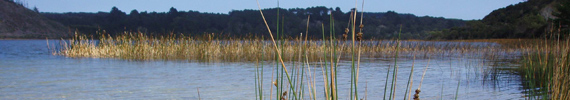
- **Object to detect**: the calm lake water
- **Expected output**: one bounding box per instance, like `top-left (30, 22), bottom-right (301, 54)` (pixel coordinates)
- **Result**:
top-left (0, 40), bottom-right (525, 99)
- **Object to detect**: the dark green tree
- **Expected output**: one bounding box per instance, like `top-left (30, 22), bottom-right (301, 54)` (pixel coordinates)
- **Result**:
top-left (107, 6), bottom-right (126, 33)
top-left (42, 6), bottom-right (465, 39)
top-left (555, 0), bottom-right (570, 27)
top-left (33, 6), bottom-right (39, 13)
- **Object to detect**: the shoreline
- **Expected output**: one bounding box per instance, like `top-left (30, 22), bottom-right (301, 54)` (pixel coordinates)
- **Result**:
top-left (0, 37), bottom-right (70, 40)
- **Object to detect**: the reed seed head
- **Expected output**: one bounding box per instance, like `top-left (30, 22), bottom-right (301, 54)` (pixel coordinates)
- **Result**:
top-left (273, 81), bottom-right (277, 87)
top-left (280, 91), bottom-right (288, 100)
top-left (413, 89), bottom-right (421, 100)
top-left (343, 33), bottom-right (348, 41)
top-left (357, 32), bottom-right (363, 41)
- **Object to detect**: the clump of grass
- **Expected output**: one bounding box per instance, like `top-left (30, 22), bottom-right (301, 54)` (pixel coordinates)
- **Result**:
top-left (519, 37), bottom-right (569, 100)
top-left (60, 32), bottom-right (272, 61)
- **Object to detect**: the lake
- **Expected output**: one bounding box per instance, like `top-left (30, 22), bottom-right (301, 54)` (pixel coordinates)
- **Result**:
top-left (0, 40), bottom-right (526, 99)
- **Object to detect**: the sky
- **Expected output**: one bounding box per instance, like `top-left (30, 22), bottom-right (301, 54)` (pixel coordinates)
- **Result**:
top-left (24, 0), bottom-right (523, 20)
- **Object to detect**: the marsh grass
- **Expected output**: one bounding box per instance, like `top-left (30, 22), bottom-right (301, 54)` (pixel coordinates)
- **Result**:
top-left (518, 37), bottom-right (569, 100)
top-left (58, 32), bottom-right (532, 62)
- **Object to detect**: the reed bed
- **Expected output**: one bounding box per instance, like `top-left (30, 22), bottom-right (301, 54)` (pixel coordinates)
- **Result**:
top-left (518, 37), bottom-right (569, 100)
top-left (57, 32), bottom-right (537, 62)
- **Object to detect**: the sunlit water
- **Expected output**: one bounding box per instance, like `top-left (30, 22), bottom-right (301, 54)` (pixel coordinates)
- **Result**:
top-left (0, 40), bottom-right (525, 99)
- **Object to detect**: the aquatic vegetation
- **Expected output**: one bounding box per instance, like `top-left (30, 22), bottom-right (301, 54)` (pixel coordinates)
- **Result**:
top-left (57, 32), bottom-right (535, 62)
top-left (519, 38), bottom-right (569, 100)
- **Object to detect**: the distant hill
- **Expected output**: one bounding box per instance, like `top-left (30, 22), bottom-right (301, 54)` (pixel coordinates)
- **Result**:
top-left (42, 6), bottom-right (465, 39)
top-left (0, 0), bottom-right (70, 39)
top-left (429, 0), bottom-right (563, 40)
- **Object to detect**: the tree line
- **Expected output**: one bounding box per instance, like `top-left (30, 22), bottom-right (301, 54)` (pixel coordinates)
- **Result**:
top-left (42, 6), bottom-right (465, 39)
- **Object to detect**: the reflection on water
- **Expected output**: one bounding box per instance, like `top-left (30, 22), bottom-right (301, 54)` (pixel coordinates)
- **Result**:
top-left (0, 40), bottom-right (525, 99)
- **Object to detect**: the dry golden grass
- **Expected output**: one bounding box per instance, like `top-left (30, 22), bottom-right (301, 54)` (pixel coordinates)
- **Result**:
top-left (58, 32), bottom-right (545, 62)
top-left (518, 37), bottom-right (569, 100)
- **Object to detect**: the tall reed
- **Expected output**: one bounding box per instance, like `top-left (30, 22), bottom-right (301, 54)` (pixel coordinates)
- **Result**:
top-left (519, 36), bottom-right (569, 100)
top-left (59, 32), bottom-right (531, 62)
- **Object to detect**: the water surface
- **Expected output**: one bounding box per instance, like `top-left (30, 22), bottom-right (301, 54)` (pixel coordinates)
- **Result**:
top-left (0, 40), bottom-right (525, 99)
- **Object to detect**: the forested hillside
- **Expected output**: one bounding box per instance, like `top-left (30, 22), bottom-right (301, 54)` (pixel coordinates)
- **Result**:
top-left (42, 6), bottom-right (465, 39)
top-left (429, 0), bottom-right (569, 40)
top-left (0, 0), bottom-right (70, 38)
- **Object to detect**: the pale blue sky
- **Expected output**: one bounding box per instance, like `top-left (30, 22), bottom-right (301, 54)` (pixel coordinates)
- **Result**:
top-left (26, 0), bottom-right (523, 20)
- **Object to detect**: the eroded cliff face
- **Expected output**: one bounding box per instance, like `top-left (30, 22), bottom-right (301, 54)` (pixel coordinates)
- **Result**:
top-left (0, 0), bottom-right (70, 39)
